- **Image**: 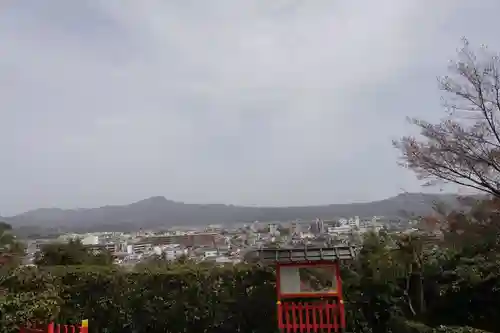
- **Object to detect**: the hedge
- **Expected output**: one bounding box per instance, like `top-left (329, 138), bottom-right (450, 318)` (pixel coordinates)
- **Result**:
top-left (0, 265), bottom-right (493, 333)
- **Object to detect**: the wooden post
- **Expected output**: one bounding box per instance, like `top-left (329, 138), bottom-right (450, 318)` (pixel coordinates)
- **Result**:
top-left (277, 265), bottom-right (283, 332)
top-left (335, 261), bottom-right (346, 333)
top-left (47, 322), bottom-right (55, 333)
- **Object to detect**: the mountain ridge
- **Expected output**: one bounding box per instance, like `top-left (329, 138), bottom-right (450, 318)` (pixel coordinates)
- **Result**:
top-left (2, 192), bottom-right (475, 232)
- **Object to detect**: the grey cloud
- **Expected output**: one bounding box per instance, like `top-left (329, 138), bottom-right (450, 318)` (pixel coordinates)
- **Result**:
top-left (0, 0), bottom-right (499, 215)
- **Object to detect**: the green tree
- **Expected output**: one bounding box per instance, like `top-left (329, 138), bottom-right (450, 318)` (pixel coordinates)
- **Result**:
top-left (35, 239), bottom-right (113, 266)
top-left (0, 222), bottom-right (25, 270)
top-left (0, 266), bottom-right (61, 333)
top-left (393, 233), bottom-right (428, 317)
top-left (343, 231), bottom-right (407, 333)
top-left (421, 198), bottom-right (500, 332)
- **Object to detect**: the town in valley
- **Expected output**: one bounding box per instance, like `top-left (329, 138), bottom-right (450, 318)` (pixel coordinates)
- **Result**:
top-left (21, 215), bottom-right (437, 267)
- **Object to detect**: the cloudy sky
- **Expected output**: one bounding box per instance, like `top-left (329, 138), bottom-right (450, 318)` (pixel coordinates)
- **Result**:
top-left (1, 0), bottom-right (499, 215)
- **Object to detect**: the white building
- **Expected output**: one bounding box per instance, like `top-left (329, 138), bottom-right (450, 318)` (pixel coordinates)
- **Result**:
top-left (81, 235), bottom-right (99, 245)
top-left (348, 217), bottom-right (360, 228)
top-left (128, 242), bottom-right (153, 254)
top-left (290, 222), bottom-right (302, 236)
top-left (269, 224), bottom-right (278, 235)
top-left (153, 246), bottom-right (163, 256)
top-left (328, 225), bottom-right (352, 235)
top-left (314, 218), bottom-right (325, 234)
top-left (203, 249), bottom-right (218, 258)
top-left (164, 245), bottom-right (188, 260)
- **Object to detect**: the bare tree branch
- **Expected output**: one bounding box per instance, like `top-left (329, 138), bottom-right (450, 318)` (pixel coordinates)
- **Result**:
top-left (394, 39), bottom-right (500, 198)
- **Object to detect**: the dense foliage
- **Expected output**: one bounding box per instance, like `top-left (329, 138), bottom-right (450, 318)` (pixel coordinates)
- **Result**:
top-left (0, 222), bottom-right (25, 271)
top-left (34, 239), bottom-right (113, 266)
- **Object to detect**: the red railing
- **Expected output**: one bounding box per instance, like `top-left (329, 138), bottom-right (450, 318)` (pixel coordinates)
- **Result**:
top-left (278, 301), bottom-right (345, 333)
top-left (20, 322), bottom-right (87, 333)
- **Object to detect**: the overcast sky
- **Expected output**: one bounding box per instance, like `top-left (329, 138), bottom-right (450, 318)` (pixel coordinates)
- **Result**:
top-left (1, 0), bottom-right (499, 215)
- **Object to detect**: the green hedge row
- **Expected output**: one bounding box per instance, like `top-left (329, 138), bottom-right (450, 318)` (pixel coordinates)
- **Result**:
top-left (2, 265), bottom-right (278, 333)
top-left (0, 264), bottom-right (494, 333)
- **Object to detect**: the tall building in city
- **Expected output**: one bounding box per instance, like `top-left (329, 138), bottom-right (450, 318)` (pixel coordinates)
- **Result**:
top-left (290, 221), bottom-right (302, 236)
top-left (348, 217), bottom-right (360, 228)
top-left (314, 218), bottom-right (325, 234)
top-left (269, 223), bottom-right (278, 235)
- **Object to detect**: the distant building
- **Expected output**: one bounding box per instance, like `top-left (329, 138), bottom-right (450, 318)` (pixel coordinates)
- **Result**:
top-left (290, 221), bottom-right (302, 236)
top-left (164, 246), bottom-right (188, 260)
top-left (269, 223), bottom-right (280, 236)
top-left (205, 225), bottom-right (223, 232)
top-left (81, 235), bottom-right (99, 245)
top-left (138, 233), bottom-right (219, 248)
top-left (85, 243), bottom-right (118, 255)
top-left (348, 217), bottom-right (360, 228)
top-left (203, 249), bottom-right (218, 259)
top-left (129, 241), bottom-right (153, 254)
top-left (328, 225), bottom-right (352, 235)
top-left (312, 218), bottom-right (325, 234)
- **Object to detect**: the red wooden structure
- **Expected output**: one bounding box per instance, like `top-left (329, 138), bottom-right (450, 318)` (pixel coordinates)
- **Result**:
top-left (253, 246), bottom-right (356, 333)
top-left (20, 320), bottom-right (88, 333)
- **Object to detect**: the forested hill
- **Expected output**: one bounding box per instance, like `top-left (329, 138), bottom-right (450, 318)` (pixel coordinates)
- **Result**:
top-left (3, 193), bottom-right (470, 231)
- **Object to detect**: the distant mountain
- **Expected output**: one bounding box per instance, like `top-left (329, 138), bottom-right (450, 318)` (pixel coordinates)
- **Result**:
top-left (2, 193), bottom-right (475, 233)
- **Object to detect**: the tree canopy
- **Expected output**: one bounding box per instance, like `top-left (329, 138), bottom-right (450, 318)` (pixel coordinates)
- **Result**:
top-left (0, 222), bottom-right (25, 269)
top-left (34, 239), bottom-right (113, 266)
